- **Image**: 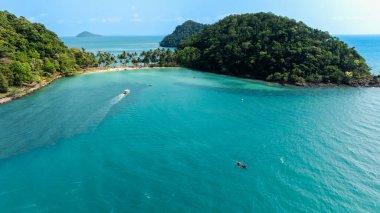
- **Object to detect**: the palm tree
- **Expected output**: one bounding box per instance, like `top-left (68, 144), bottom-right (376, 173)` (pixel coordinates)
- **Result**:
top-left (117, 51), bottom-right (127, 65)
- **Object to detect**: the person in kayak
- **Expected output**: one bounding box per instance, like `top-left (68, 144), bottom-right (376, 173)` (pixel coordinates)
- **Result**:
top-left (236, 161), bottom-right (247, 169)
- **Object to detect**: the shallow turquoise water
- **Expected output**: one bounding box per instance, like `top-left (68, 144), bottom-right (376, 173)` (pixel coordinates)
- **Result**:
top-left (0, 68), bottom-right (379, 212)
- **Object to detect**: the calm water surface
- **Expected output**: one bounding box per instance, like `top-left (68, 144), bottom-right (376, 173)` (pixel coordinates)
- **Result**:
top-left (0, 36), bottom-right (379, 212)
top-left (339, 35), bottom-right (380, 75)
top-left (61, 36), bottom-right (163, 55)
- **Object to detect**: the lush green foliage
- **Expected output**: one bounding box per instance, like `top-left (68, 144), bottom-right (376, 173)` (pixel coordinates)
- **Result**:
top-left (0, 71), bottom-right (8, 93)
top-left (1, 10), bottom-right (375, 94)
top-left (0, 11), bottom-right (98, 92)
top-left (0, 10), bottom-right (178, 94)
top-left (115, 48), bottom-right (177, 67)
top-left (177, 13), bottom-right (372, 85)
top-left (160, 20), bottom-right (207, 47)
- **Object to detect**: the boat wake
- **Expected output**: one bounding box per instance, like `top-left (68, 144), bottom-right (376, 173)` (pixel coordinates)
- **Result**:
top-left (80, 92), bottom-right (129, 132)
top-left (110, 93), bottom-right (127, 105)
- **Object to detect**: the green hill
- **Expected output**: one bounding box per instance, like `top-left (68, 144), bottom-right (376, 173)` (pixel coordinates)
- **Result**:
top-left (0, 11), bottom-right (96, 93)
top-left (160, 20), bottom-right (206, 47)
top-left (176, 13), bottom-right (373, 86)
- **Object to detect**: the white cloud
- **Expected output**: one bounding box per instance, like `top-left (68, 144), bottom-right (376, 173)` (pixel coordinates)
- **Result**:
top-left (129, 6), bottom-right (142, 23)
top-left (131, 13), bottom-right (142, 23)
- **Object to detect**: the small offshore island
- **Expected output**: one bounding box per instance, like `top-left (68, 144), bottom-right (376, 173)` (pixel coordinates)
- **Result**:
top-left (76, 31), bottom-right (102, 38)
top-left (1, 11), bottom-right (380, 104)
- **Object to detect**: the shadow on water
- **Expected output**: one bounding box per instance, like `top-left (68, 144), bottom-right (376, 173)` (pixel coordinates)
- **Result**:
top-left (77, 93), bottom-right (128, 132)
top-left (0, 95), bottom-right (127, 160)
top-left (0, 82), bottom-right (148, 160)
top-left (173, 81), bottom-right (363, 98)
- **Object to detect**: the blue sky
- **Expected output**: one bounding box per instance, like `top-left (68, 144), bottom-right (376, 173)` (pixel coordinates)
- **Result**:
top-left (1, 0), bottom-right (380, 36)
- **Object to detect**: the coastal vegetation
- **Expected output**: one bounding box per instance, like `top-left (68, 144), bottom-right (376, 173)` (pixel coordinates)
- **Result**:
top-left (160, 20), bottom-right (207, 47)
top-left (0, 11), bottom-right (98, 93)
top-left (97, 48), bottom-right (177, 67)
top-left (116, 48), bottom-right (177, 67)
top-left (176, 13), bottom-right (374, 86)
top-left (0, 11), bottom-right (175, 97)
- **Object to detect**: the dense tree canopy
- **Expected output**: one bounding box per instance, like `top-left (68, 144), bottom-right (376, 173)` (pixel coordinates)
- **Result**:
top-left (0, 11), bottom-right (97, 92)
top-left (160, 20), bottom-right (207, 47)
top-left (177, 13), bottom-right (373, 86)
top-left (1, 10), bottom-right (377, 94)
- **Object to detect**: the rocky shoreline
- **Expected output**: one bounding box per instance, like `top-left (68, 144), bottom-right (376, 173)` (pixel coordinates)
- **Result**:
top-left (240, 73), bottom-right (380, 87)
top-left (0, 75), bottom-right (63, 105)
top-left (290, 76), bottom-right (380, 87)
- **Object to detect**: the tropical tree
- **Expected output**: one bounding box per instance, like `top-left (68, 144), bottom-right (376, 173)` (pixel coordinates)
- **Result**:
top-left (0, 72), bottom-right (8, 93)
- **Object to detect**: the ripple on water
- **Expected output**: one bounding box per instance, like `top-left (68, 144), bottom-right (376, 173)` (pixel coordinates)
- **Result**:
top-left (0, 69), bottom-right (379, 212)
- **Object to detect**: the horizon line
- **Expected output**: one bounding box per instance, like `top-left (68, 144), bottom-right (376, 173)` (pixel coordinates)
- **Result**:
top-left (59, 33), bottom-right (380, 37)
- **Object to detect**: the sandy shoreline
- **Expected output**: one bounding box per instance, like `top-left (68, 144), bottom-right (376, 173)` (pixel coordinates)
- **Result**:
top-left (1, 66), bottom-right (378, 105)
top-left (0, 66), bottom-right (167, 105)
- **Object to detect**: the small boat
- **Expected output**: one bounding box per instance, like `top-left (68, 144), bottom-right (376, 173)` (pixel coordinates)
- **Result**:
top-left (123, 89), bottom-right (130, 95)
top-left (236, 161), bottom-right (248, 169)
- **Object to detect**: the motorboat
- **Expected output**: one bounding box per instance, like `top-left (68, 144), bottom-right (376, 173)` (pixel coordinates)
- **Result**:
top-left (123, 89), bottom-right (130, 95)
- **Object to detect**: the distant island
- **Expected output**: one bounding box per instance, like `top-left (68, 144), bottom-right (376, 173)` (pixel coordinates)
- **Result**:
top-left (160, 20), bottom-right (206, 47)
top-left (76, 31), bottom-right (102, 37)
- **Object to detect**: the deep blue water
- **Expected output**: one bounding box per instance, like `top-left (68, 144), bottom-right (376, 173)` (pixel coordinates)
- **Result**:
top-left (61, 36), bottom-right (163, 55)
top-left (0, 36), bottom-right (379, 212)
top-left (339, 35), bottom-right (380, 75)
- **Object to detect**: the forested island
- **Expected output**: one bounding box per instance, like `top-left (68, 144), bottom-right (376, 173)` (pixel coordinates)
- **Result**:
top-left (175, 13), bottom-right (379, 86)
top-left (1, 11), bottom-right (380, 103)
top-left (160, 20), bottom-right (207, 47)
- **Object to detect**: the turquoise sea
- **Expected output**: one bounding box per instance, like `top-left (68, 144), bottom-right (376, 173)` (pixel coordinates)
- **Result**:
top-left (0, 36), bottom-right (379, 212)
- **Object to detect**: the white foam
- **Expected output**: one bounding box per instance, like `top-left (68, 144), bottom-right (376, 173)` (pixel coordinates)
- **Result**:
top-left (78, 93), bottom-right (128, 132)
top-left (110, 94), bottom-right (127, 105)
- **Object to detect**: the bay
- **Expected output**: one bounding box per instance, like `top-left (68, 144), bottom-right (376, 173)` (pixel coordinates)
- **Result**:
top-left (0, 36), bottom-right (379, 212)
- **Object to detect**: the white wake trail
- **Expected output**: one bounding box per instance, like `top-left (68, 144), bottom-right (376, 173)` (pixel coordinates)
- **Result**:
top-left (78, 93), bottom-right (129, 132)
